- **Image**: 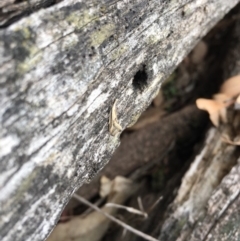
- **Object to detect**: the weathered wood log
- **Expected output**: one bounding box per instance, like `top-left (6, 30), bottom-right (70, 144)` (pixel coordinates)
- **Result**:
top-left (0, 1), bottom-right (239, 241)
top-left (187, 16), bottom-right (240, 241)
top-left (159, 15), bottom-right (240, 241)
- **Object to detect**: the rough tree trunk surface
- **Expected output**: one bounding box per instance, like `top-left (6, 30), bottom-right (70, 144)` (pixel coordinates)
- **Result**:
top-left (0, 1), bottom-right (239, 241)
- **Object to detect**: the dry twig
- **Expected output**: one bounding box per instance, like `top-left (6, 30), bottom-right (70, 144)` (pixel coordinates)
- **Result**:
top-left (73, 194), bottom-right (159, 241)
top-left (106, 203), bottom-right (148, 218)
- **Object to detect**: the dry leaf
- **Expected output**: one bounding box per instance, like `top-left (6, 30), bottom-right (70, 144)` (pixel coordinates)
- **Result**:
top-left (99, 176), bottom-right (112, 198)
top-left (197, 76), bottom-right (240, 126)
top-left (47, 176), bottom-right (137, 241)
top-left (213, 93), bottom-right (233, 106)
top-left (221, 134), bottom-right (240, 146)
top-left (213, 93), bottom-right (233, 123)
top-left (236, 94), bottom-right (240, 103)
top-left (220, 75), bottom-right (240, 98)
top-left (219, 107), bottom-right (227, 124)
top-left (234, 94), bottom-right (240, 110)
top-left (196, 98), bottom-right (225, 127)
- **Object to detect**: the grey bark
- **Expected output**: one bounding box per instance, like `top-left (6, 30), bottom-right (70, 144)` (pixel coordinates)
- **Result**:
top-left (0, 1), bottom-right (239, 241)
top-left (159, 15), bottom-right (240, 241)
top-left (188, 16), bottom-right (240, 241)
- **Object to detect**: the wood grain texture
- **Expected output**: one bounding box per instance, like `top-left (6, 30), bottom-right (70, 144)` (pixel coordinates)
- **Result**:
top-left (190, 161), bottom-right (240, 241)
top-left (0, 0), bottom-right (239, 241)
top-left (188, 16), bottom-right (240, 241)
top-left (159, 14), bottom-right (240, 241)
top-left (0, 0), bottom-right (63, 28)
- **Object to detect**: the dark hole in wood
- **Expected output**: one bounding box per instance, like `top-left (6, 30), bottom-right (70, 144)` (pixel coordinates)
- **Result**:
top-left (132, 64), bottom-right (148, 91)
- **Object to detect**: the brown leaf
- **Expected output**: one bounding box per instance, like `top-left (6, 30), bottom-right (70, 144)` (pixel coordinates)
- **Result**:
top-left (219, 107), bottom-right (227, 124)
top-left (220, 75), bottom-right (240, 98)
top-left (196, 98), bottom-right (225, 127)
top-left (221, 134), bottom-right (240, 146)
top-left (235, 94), bottom-right (240, 110)
top-left (236, 94), bottom-right (240, 103)
top-left (213, 93), bottom-right (234, 107)
top-left (213, 93), bottom-right (233, 123)
top-left (47, 176), bottom-right (137, 241)
top-left (99, 176), bottom-right (112, 198)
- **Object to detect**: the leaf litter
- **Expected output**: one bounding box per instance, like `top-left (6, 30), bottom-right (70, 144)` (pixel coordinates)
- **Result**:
top-left (196, 74), bottom-right (240, 144)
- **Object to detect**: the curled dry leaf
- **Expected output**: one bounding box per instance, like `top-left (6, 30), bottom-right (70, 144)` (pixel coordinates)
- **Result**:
top-left (219, 107), bottom-right (227, 124)
top-left (221, 134), bottom-right (240, 146)
top-left (196, 98), bottom-right (226, 127)
top-left (213, 93), bottom-right (234, 106)
top-left (220, 75), bottom-right (240, 98)
top-left (100, 176), bottom-right (112, 198)
top-left (235, 94), bottom-right (240, 110)
top-left (213, 93), bottom-right (233, 123)
top-left (236, 94), bottom-right (240, 103)
top-left (196, 74), bottom-right (240, 127)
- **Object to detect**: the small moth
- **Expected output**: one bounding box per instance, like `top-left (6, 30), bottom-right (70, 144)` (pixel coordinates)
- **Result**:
top-left (109, 99), bottom-right (122, 136)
